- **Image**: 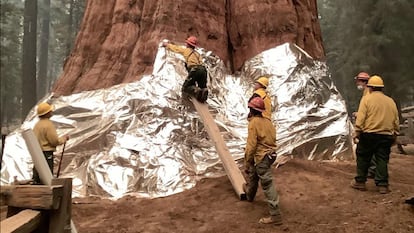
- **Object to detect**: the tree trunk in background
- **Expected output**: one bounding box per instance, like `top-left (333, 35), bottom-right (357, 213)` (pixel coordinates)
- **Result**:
top-left (22, 0), bottom-right (37, 118)
top-left (73, 0), bottom-right (85, 38)
top-left (53, 0), bottom-right (324, 96)
top-left (66, 0), bottom-right (74, 57)
top-left (37, 0), bottom-right (50, 99)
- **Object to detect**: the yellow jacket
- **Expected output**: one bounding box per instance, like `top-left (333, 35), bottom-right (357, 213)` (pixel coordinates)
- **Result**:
top-left (252, 88), bottom-right (272, 120)
top-left (245, 116), bottom-right (277, 166)
top-left (33, 118), bottom-right (66, 151)
top-left (166, 44), bottom-right (202, 67)
top-left (355, 91), bottom-right (399, 135)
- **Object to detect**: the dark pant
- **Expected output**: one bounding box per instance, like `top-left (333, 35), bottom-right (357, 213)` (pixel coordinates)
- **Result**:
top-left (33, 151), bottom-right (54, 184)
top-left (182, 65), bottom-right (207, 95)
top-left (245, 155), bottom-right (280, 216)
top-left (355, 133), bottom-right (393, 186)
top-left (368, 156), bottom-right (376, 177)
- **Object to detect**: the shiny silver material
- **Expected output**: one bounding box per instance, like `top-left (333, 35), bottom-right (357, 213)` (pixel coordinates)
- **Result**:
top-left (1, 42), bottom-right (353, 199)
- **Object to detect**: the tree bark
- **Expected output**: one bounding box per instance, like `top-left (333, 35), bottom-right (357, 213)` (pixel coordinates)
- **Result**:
top-left (53, 0), bottom-right (324, 96)
top-left (22, 0), bottom-right (37, 118)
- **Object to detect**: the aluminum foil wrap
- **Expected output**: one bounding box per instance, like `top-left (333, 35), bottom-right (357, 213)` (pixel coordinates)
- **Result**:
top-left (1, 42), bottom-right (353, 199)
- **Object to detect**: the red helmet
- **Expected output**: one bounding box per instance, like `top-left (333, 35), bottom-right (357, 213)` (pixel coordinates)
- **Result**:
top-left (354, 72), bottom-right (370, 81)
top-left (185, 36), bottom-right (197, 47)
top-left (248, 97), bottom-right (265, 112)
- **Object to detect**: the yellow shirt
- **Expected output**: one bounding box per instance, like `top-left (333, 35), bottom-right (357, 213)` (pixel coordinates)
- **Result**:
top-left (253, 88), bottom-right (272, 120)
top-left (355, 91), bottom-right (399, 135)
top-left (33, 118), bottom-right (66, 151)
top-left (245, 116), bottom-right (277, 166)
top-left (166, 44), bottom-right (202, 66)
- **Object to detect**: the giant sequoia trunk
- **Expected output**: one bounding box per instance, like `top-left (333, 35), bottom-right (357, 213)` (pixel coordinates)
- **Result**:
top-left (53, 0), bottom-right (324, 95)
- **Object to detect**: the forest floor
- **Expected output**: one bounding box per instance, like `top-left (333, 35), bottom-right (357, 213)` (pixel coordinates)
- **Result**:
top-left (70, 145), bottom-right (414, 233)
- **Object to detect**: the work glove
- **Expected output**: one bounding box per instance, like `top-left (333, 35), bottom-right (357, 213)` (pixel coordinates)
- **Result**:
top-left (161, 39), bottom-right (169, 47)
top-left (352, 131), bottom-right (361, 144)
top-left (353, 137), bottom-right (359, 144)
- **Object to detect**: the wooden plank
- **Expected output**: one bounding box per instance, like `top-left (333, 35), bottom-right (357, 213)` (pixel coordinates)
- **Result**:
top-left (407, 117), bottom-right (413, 134)
top-left (190, 98), bottom-right (246, 199)
top-left (0, 209), bottom-right (41, 233)
top-left (49, 178), bottom-right (73, 233)
top-left (401, 106), bottom-right (414, 113)
top-left (1, 185), bottom-right (63, 209)
top-left (401, 112), bottom-right (414, 119)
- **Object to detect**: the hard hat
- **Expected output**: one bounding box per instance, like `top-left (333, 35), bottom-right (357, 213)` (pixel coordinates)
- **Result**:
top-left (354, 72), bottom-right (370, 81)
top-left (248, 97), bottom-right (265, 112)
top-left (37, 102), bottom-right (53, 116)
top-left (185, 36), bottom-right (197, 47)
top-left (256, 76), bottom-right (269, 88)
top-left (367, 75), bottom-right (384, 87)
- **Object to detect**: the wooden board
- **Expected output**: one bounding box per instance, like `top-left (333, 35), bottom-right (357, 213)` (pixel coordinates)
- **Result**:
top-left (1, 185), bottom-right (63, 210)
top-left (190, 98), bottom-right (246, 199)
top-left (0, 209), bottom-right (41, 233)
top-left (49, 178), bottom-right (73, 233)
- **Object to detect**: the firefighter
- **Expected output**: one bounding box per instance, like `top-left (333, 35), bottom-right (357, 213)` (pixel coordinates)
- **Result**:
top-left (354, 72), bottom-right (370, 96)
top-left (353, 71), bottom-right (376, 178)
top-left (32, 102), bottom-right (69, 183)
top-left (244, 97), bottom-right (282, 225)
top-left (162, 36), bottom-right (208, 103)
top-left (351, 75), bottom-right (399, 194)
top-left (248, 76), bottom-right (272, 120)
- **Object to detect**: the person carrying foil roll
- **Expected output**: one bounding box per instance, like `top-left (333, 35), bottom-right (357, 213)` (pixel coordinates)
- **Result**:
top-left (162, 36), bottom-right (208, 103)
top-left (243, 97), bottom-right (282, 225)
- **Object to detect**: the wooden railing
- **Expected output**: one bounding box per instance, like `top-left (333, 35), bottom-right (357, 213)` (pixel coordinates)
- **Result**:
top-left (397, 106), bottom-right (414, 154)
top-left (0, 178), bottom-right (73, 233)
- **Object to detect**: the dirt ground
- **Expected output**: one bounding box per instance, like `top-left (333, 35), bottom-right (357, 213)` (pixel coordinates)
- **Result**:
top-left (71, 146), bottom-right (414, 233)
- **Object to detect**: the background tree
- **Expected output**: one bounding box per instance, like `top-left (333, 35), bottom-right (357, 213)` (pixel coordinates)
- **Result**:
top-left (318, 0), bottom-right (414, 112)
top-left (2, 0), bottom-right (414, 129)
top-left (1, 0), bottom-right (85, 130)
top-left (21, 0), bottom-right (37, 118)
top-left (37, 0), bottom-right (50, 99)
top-left (1, 1), bottom-right (24, 129)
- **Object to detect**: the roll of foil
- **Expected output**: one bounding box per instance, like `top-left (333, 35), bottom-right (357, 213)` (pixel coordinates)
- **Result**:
top-left (1, 42), bottom-right (353, 199)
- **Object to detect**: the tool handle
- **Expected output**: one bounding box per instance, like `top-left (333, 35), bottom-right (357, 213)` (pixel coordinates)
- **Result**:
top-left (56, 142), bottom-right (66, 178)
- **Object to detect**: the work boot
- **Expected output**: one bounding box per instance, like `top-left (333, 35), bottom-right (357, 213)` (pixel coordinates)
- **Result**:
top-left (405, 197), bottom-right (414, 205)
top-left (378, 186), bottom-right (390, 194)
top-left (197, 88), bottom-right (208, 103)
top-left (350, 180), bottom-right (366, 191)
top-left (259, 214), bottom-right (282, 225)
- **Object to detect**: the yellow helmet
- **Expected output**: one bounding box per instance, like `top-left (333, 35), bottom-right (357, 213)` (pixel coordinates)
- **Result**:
top-left (367, 75), bottom-right (384, 87)
top-left (37, 102), bottom-right (53, 116)
top-left (256, 76), bottom-right (269, 88)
